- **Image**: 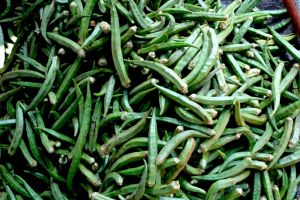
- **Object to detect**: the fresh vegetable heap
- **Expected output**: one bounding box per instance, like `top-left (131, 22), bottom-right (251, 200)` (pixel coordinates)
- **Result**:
top-left (0, 0), bottom-right (300, 199)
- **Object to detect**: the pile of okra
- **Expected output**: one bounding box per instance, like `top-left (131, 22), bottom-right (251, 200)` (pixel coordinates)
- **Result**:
top-left (0, 0), bottom-right (300, 199)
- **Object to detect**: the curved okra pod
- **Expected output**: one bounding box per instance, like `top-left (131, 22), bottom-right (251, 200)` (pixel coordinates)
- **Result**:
top-left (234, 98), bottom-right (247, 127)
top-left (126, 60), bottom-right (188, 94)
top-left (165, 138), bottom-right (196, 183)
top-left (156, 130), bottom-right (209, 165)
top-left (251, 123), bottom-right (273, 155)
top-left (128, 0), bottom-right (155, 29)
top-left (41, 1), bottom-right (55, 44)
top-left (126, 159), bottom-right (147, 200)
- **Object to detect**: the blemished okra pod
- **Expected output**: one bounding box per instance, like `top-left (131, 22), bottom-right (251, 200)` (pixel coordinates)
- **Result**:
top-left (275, 100), bottom-right (300, 121)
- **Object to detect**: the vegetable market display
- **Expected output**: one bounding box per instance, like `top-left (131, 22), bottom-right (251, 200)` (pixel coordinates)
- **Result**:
top-left (0, 0), bottom-right (300, 199)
